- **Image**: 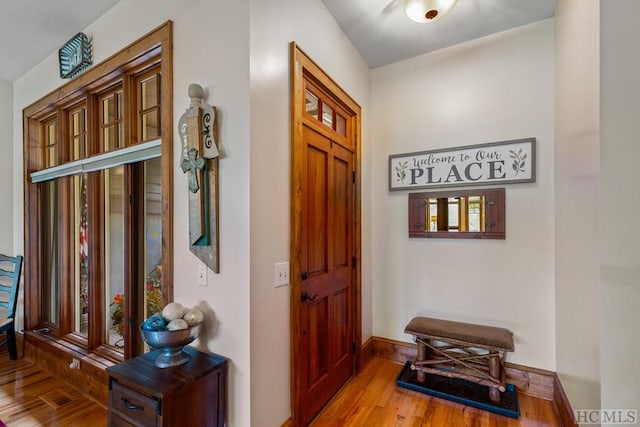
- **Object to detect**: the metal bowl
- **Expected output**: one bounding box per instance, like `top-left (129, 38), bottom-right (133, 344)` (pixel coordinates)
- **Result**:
top-left (140, 323), bottom-right (201, 368)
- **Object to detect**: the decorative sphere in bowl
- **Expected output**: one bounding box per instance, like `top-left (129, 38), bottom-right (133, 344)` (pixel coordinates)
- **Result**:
top-left (140, 323), bottom-right (201, 368)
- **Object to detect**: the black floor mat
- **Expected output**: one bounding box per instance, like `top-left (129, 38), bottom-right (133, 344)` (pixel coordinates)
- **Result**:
top-left (396, 361), bottom-right (520, 419)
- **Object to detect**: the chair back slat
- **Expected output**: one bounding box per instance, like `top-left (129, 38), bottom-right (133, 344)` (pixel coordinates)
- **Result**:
top-left (0, 255), bottom-right (23, 320)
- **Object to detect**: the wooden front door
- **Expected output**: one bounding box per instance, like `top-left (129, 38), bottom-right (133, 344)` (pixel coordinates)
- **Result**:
top-left (290, 43), bottom-right (362, 427)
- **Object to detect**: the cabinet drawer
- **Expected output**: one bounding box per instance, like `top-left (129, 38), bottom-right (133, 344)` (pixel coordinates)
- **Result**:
top-left (110, 380), bottom-right (160, 427)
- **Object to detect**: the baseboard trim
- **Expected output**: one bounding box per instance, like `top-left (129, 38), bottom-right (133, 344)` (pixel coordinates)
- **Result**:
top-left (361, 336), bottom-right (374, 369)
top-left (280, 416), bottom-right (292, 427)
top-left (370, 336), bottom-right (577, 425)
top-left (554, 373), bottom-right (579, 427)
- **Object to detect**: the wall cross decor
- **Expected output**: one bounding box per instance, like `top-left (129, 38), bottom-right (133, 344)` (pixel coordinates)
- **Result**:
top-left (178, 84), bottom-right (220, 273)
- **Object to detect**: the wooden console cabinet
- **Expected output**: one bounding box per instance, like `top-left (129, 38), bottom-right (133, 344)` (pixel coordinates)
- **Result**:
top-left (106, 347), bottom-right (227, 426)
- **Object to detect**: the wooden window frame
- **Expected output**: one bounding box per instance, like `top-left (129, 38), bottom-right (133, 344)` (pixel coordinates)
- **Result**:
top-left (23, 22), bottom-right (173, 364)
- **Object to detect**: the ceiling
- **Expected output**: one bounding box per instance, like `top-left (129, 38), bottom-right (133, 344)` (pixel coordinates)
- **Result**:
top-left (0, 0), bottom-right (557, 82)
top-left (321, 0), bottom-right (558, 68)
top-left (0, 0), bottom-right (120, 82)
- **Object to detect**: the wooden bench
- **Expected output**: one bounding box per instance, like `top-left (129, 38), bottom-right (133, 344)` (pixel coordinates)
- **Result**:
top-left (404, 316), bottom-right (514, 403)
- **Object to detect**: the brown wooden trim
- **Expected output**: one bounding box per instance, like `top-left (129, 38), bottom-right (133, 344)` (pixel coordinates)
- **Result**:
top-left (289, 42), bottom-right (362, 427)
top-left (289, 43), bottom-right (304, 427)
top-left (554, 373), bottom-right (579, 427)
top-left (370, 335), bottom-right (578, 423)
top-left (361, 337), bottom-right (374, 368)
top-left (22, 21), bottom-right (173, 398)
top-left (23, 22), bottom-right (172, 118)
top-left (280, 417), bottom-right (293, 427)
top-left (160, 23), bottom-right (174, 305)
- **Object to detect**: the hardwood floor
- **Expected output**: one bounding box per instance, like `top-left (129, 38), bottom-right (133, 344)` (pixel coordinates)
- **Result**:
top-left (1, 344), bottom-right (561, 427)
top-left (311, 357), bottom-right (562, 427)
top-left (0, 347), bottom-right (107, 427)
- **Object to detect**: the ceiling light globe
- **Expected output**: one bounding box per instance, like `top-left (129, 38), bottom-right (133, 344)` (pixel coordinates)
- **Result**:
top-left (403, 0), bottom-right (458, 23)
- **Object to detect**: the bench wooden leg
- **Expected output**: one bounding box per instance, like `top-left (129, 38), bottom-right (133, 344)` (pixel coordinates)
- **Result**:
top-left (488, 355), bottom-right (500, 402)
top-left (416, 340), bottom-right (426, 383)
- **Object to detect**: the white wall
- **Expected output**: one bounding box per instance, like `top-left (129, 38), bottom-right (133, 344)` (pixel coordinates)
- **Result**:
top-left (371, 20), bottom-right (556, 369)
top-left (12, 1), bottom-right (252, 425)
top-left (0, 79), bottom-right (12, 255)
top-left (600, 0), bottom-right (640, 417)
top-left (554, 0), bottom-right (601, 414)
top-left (249, 0), bottom-right (371, 424)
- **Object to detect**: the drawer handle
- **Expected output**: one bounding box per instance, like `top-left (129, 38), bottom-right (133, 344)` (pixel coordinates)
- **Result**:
top-left (122, 397), bottom-right (144, 411)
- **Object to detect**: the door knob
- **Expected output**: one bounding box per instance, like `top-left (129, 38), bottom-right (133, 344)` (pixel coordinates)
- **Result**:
top-left (301, 291), bottom-right (319, 302)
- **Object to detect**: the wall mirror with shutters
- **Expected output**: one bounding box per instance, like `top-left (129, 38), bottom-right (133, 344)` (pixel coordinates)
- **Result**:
top-left (408, 188), bottom-right (505, 239)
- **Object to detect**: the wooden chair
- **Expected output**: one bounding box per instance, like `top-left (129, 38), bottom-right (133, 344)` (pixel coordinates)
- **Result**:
top-left (0, 254), bottom-right (24, 360)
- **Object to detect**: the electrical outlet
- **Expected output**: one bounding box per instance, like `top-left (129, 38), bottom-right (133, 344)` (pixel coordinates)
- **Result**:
top-left (197, 264), bottom-right (207, 287)
top-left (274, 262), bottom-right (289, 287)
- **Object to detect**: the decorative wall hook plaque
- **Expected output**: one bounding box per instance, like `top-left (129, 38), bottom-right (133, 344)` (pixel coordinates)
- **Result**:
top-left (179, 84), bottom-right (220, 273)
top-left (59, 33), bottom-right (93, 79)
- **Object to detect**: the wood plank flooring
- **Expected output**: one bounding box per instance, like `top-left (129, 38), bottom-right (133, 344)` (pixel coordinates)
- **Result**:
top-left (311, 357), bottom-right (562, 427)
top-left (1, 344), bottom-right (561, 426)
top-left (0, 349), bottom-right (107, 426)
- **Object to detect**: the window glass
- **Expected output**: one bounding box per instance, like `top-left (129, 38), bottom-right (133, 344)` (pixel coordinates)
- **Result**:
top-left (142, 111), bottom-right (159, 141)
top-left (42, 180), bottom-right (59, 326)
top-left (144, 158), bottom-right (163, 319)
top-left (141, 76), bottom-right (158, 110)
top-left (139, 73), bottom-right (161, 142)
top-left (74, 174), bottom-right (89, 336)
top-left (105, 166), bottom-right (125, 352)
top-left (101, 90), bottom-right (125, 152)
top-left (45, 120), bottom-right (57, 167)
top-left (71, 109), bottom-right (86, 160)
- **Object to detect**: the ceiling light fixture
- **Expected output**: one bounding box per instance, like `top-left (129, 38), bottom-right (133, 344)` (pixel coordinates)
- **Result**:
top-left (403, 0), bottom-right (458, 23)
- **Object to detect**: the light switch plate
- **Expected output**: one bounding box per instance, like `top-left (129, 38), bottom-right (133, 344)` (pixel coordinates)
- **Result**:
top-left (274, 262), bottom-right (289, 287)
top-left (197, 264), bottom-right (207, 287)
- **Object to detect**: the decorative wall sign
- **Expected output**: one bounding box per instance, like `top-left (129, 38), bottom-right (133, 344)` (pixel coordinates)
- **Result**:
top-left (389, 138), bottom-right (535, 191)
top-left (58, 33), bottom-right (92, 79)
top-left (178, 84), bottom-right (220, 273)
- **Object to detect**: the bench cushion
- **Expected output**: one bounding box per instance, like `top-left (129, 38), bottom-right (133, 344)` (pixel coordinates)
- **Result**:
top-left (405, 316), bottom-right (514, 351)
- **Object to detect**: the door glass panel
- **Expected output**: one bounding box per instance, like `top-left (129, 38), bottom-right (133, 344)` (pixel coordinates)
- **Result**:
top-left (336, 114), bottom-right (346, 136)
top-left (305, 90), bottom-right (319, 118)
top-left (322, 103), bottom-right (334, 128)
top-left (42, 180), bottom-right (59, 326)
top-left (105, 166), bottom-right (125, 352)
top-left (74, 174), bottom-right (89, 336)
top-left (144, 158), bottom-right (163, 319)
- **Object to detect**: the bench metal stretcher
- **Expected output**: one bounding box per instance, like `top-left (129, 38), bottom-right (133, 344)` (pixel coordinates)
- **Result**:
top-left (404, 317), bottom-right (514, 403)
